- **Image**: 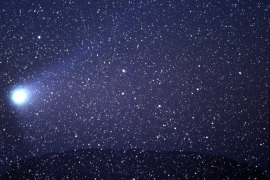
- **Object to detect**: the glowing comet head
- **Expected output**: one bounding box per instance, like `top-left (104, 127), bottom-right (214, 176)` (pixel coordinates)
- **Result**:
top-left (11, 88), bottom-right (29, 105)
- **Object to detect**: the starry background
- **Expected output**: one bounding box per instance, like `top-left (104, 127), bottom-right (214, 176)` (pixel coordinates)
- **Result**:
top-left (0, 0), bottom-right (269, 176)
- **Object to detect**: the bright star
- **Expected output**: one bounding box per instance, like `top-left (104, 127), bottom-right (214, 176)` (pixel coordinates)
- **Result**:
top-left (11, 88), bottom-right (28, 105)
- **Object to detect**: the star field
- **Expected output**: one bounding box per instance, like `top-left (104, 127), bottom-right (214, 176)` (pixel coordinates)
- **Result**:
top-left (0, 0), bottom-right (269, 177)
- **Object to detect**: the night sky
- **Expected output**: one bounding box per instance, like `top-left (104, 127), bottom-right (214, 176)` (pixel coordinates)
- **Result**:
top-left (0, 0), bottom-right (269, 176)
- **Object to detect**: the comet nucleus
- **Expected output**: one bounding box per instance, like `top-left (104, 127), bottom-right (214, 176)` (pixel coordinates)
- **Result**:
top-left (11, 88), bottom-right (28, 105)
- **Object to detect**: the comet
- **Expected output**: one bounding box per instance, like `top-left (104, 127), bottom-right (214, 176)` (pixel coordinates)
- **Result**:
top-left (11, 88), bottom-right (29, 105)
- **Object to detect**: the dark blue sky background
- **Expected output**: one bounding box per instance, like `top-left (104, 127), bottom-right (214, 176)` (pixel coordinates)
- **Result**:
top-left (0, 0), bottom-right (269, 175)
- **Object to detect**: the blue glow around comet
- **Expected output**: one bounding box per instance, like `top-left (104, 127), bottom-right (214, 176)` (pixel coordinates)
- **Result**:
top-left (11, 88), bottom-right (29, 105)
